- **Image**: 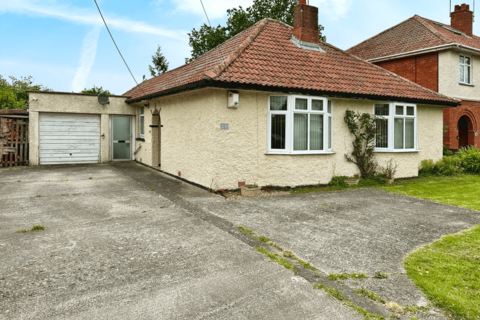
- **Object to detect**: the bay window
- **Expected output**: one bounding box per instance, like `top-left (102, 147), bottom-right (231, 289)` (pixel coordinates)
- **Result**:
top-left (268, 95), bottom-right (333, 154)
top-left (374, 103), bottom-right (417, 152)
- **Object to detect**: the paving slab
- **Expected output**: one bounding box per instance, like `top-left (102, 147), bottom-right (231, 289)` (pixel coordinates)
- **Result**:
top-left (0, 165), bottom-right (359, 320)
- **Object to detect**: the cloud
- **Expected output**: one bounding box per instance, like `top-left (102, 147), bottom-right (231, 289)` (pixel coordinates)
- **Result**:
top-left (314, 0), bottom-right (352, 19)
top-left (170, 0), bottom-right (352, 22)
top-left (172, 0), bottom-right (253, 20)
top-left (71, 26), bottom-right (102, 93)
top-left (0, 0), bottom-right (187, 40)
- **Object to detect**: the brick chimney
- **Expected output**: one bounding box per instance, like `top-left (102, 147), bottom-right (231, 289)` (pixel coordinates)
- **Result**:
top-left (451, 3), bottom-right (473, 36)
top-left (293, 0), bottom-right (319, 45)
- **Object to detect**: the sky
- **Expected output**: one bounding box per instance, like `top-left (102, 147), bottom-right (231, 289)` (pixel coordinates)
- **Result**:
top-left (0, 0), bottom-right (478, 95)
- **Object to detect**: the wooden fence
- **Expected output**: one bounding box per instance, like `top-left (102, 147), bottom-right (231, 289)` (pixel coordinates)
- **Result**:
top-left (0, 117), bottom-right (29, 167)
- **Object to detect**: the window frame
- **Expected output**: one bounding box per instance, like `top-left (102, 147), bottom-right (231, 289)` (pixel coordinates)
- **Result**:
top-left (139, 107), bottom-right (145, 138)
top-left (267, 95), bottom-right (334, 155)
top-left (459, 55), bottom-right (472, 85)
top-left (373, 102), bottom-right (418, 153)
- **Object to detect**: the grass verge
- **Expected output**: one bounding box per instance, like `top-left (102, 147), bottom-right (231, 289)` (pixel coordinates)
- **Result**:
top-left (404, 225), bottom-right (480, 320)
top-left (379, 174), bottom-right (480, 211)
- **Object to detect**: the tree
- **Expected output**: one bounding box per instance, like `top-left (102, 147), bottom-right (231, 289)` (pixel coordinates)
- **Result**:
top-left (185, 25), bottom-right (229, 63)
top-left (149, 46), bottom-right (169, 77)
top-left (0, 75), bottom-right (50, 110)
top-left (186, 0), bottom-right (326, 62)
top-left (81, 85), bottom-right (113, 95)
top-left (344, 110), bottom-right (379, 178)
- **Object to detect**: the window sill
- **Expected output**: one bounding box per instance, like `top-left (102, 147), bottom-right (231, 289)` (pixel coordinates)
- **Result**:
top-left (374, 149), bottom-right (420, 153)
top-left (265, 151), bottom-right (336, 155)
top-left (459, 82), bottom-right (474, 87)
top-left (136, 138), bottom-right (145, 142)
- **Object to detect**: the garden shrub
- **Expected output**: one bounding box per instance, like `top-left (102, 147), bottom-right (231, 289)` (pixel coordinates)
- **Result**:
top-left (443, 145), bottom-right (453, 156)
top-left (435, 156), bottom-right (464, 176)
top-left (419, 159), bottom-right (437, 176)
top-left (358, 175), bottom-right (386, 187)
top-left (328, 176), bottom-right (349, 188)
top-left (456, 146), bottom-right (480, 174)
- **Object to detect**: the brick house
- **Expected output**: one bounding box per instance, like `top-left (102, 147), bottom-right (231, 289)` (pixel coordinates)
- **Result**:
top-left (347, 3), bottom-right (480, 150)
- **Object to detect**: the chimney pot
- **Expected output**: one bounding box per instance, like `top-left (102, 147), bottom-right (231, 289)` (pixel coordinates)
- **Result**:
top-left (451, 3), bottom-right (474, 36)
top-left (293, 1), bottom-right (319, 45)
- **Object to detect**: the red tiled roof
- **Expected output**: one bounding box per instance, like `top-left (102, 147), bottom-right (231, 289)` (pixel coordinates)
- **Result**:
top-left (347, 15), bottom-right (480, 61)
top-left (124, 19), bottom-right (458, 106)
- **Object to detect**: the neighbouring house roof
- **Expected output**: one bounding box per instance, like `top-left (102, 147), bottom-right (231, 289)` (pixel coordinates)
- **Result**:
top-left (347, 15), bottom-right (480, 61)
top-left (124, 18), bottom-right (458, 106)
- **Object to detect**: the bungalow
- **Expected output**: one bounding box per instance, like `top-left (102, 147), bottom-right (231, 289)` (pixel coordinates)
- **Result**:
top-left (28, 0), bottom-right (458, 190)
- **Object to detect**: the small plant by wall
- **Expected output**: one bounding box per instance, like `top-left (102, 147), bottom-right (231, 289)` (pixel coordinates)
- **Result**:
top-left (344, 110), bottom-right (378, 178)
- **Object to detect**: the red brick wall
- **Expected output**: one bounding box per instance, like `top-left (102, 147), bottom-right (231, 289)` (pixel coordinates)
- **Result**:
top-left (293, 3), bottom-right (319, 44)
top-left (375, 52), bottom-right (439, 92)
top-left (451, 4), bottom-right (473, 36)
top-left (373, 53), bottom-right (480, 150)
top-left (443, 100), bottom-right (480, 150)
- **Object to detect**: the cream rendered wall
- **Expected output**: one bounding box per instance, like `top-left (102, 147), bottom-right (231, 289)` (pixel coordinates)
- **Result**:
top-left (155, 88), bottom-right (444, 190)
top-left (135, 106), bottom-right (161, 167)
top-left (439, 50), bottom-right (480, 100)
top-left (146, 89), bottom-right (217, 188)
top-left (28, 92), bottom-right (135, 165)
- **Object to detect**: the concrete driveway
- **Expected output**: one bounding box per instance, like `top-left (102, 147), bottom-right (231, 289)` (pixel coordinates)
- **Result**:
top-left (2, 163), bottom-right (480, 320)
top-left (0, 164), bottom-right (358, 320)
top-left (191, 183), bottom-right (480, 313)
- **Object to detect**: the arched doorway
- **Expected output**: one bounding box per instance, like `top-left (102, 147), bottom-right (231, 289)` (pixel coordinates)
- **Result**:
top-left (458, 115), bottom-right (473, 148)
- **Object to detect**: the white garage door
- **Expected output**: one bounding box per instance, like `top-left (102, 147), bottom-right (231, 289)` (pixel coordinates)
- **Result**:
top-left (39, 113), bottom-right (101, 165)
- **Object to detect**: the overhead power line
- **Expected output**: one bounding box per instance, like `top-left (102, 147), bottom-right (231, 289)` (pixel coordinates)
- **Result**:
top-left (93, 0), bottom-right (148, 97)
top-left (200, 0), bottom-right (212, 27)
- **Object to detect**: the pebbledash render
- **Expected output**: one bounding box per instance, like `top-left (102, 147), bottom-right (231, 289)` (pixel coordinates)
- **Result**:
top-left (122, 0), bottom-right (457, 190)
top-left (347, 3), bottom-right (480, 151)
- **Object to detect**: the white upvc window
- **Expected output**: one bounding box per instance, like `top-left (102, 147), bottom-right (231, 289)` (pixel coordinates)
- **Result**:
top-left (268, 95), bottom-right (333, 154)
top-left (139, 107), bottom-right (145, 138)
top-left (374, 103), bottom-right (417, 152)
top-left (460, 55), bottom-right (472, 84)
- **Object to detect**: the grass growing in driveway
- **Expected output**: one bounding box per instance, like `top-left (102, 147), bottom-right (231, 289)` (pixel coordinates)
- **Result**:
top-left (404, 226), bottom-right (480, 320)
top-left (16, 225), bottom-right (46, 233)
top-left (380, 174), bottom-right (480, 211)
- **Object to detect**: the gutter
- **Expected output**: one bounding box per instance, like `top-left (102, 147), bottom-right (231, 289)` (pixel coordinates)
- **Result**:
top-left (126, 79), bottom-right (459, 107)
top-left (367, 43), bottom-right (480, 63)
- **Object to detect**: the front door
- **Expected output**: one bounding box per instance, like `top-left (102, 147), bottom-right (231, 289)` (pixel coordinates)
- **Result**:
top-left (112, 116), bottom-right (132, 161)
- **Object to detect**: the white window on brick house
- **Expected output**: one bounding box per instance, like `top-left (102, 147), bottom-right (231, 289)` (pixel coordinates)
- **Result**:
top-left (139, 107), bottom-right (145, 138)
top-left (460, 55), bottom-right (472, 84)
top-left (374, 103), bottom-right (417, 152)
top-left (268, 95), bottom-right (333, 154)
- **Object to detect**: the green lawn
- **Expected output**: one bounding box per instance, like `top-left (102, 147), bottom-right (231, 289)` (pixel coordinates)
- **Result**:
top-left (380, 175), bottom-right (480, 319)
top-left (380, 175), bottom-right (480, 211)
top-left (404, 226), bottom-right (480, 320)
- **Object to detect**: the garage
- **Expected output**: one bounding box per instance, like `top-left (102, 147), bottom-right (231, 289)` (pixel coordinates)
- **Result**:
top-left (39, 113), bottom-right (101, 165)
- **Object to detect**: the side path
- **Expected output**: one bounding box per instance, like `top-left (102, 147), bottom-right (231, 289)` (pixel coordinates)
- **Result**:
top-left (111, 162), bottom-right (401, 320)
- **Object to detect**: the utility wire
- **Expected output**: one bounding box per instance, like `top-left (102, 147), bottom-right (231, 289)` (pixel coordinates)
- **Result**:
top-left (200, 0), bottom-right (211, 27)
top-left (93, 0), bottom-right (148, 97)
